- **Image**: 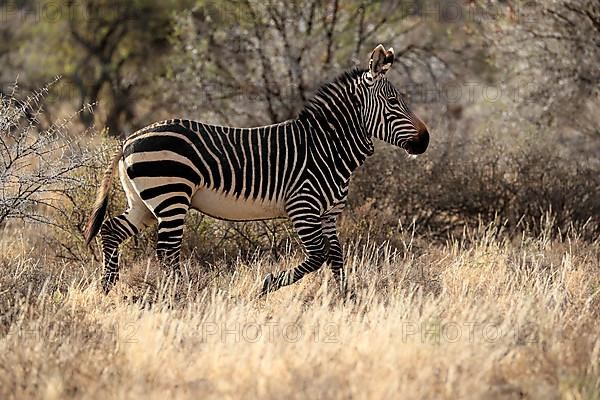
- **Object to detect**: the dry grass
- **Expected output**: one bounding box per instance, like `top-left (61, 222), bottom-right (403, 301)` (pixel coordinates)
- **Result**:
top-left (0, 222), bottom-right (599, 400)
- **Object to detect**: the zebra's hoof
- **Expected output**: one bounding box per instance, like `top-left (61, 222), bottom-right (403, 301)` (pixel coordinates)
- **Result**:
top-left (260, 273), bottom-right (274, 297)
top-left (101, 275), bottom-right (117, 294)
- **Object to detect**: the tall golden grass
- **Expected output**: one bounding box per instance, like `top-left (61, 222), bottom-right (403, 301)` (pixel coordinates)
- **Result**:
top-left (0, 221), bottom-right (598, 399)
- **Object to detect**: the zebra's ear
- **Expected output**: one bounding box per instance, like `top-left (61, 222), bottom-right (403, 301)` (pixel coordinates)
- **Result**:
top-left (368, 44), bottom-right (395, 79)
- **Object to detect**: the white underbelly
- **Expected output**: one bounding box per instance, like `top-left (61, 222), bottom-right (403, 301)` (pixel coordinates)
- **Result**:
top-left (191, 188), bottom-right (286, 221)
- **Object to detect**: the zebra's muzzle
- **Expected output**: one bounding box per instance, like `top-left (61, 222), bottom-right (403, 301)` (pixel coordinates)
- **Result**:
top-left (404, 128), bottom-right (429, 155)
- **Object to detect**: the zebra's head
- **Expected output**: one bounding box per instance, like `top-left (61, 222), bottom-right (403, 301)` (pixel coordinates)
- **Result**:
top-left (360, 44), bottom-right (430, 155)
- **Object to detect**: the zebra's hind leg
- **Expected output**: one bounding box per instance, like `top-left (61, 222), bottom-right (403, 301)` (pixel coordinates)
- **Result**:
top-left (154, 200), bottom-right (191, 279)
top-left (100, 208), bottom-right (153, 293)
top-left (261, 209), bottom-right (327, 296)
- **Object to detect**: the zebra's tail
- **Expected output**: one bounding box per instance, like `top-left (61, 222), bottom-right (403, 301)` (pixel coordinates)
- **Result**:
top-left (84, 148), bottom-right (123, 246)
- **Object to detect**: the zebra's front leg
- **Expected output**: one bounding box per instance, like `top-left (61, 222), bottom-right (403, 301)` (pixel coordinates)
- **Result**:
top-left (322, 214), bottom-right (347, 295)
top-left (261, 212), bottom-right (327, 296)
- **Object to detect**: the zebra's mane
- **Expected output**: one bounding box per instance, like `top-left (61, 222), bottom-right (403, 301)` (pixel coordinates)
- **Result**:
top-left (297, 68), bottom-right (366, 122)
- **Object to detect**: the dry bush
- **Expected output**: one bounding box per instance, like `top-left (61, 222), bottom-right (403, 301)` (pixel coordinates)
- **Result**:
top-left (0, 80), bottom-right (88, 228)
top-left (348, 129), bottom-right (600, 244)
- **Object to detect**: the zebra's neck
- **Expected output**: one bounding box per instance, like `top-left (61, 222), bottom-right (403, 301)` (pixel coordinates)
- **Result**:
top-left (295, 69), bottom-right (374, 178)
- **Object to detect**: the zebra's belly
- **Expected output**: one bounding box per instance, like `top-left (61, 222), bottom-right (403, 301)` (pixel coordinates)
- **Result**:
top-left (191, 188), bottom-right (286, 221)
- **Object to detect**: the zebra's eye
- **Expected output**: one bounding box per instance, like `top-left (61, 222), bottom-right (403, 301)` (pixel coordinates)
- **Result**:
top-left (388, 96), bottom-right (400, 105)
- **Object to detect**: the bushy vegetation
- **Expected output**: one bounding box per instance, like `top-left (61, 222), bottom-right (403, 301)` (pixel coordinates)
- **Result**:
top-left (1, 0), bottom-right (599, 398)
top-left (349, 129), bottom-right (600, 244)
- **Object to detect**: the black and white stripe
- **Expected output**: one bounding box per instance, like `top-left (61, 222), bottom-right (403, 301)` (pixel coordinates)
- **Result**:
top-left (85, 44), bottom-right (430, 294)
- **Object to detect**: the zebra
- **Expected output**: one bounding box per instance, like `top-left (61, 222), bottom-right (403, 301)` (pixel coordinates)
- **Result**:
top-left (83, 44), bottom-right (430, 296)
